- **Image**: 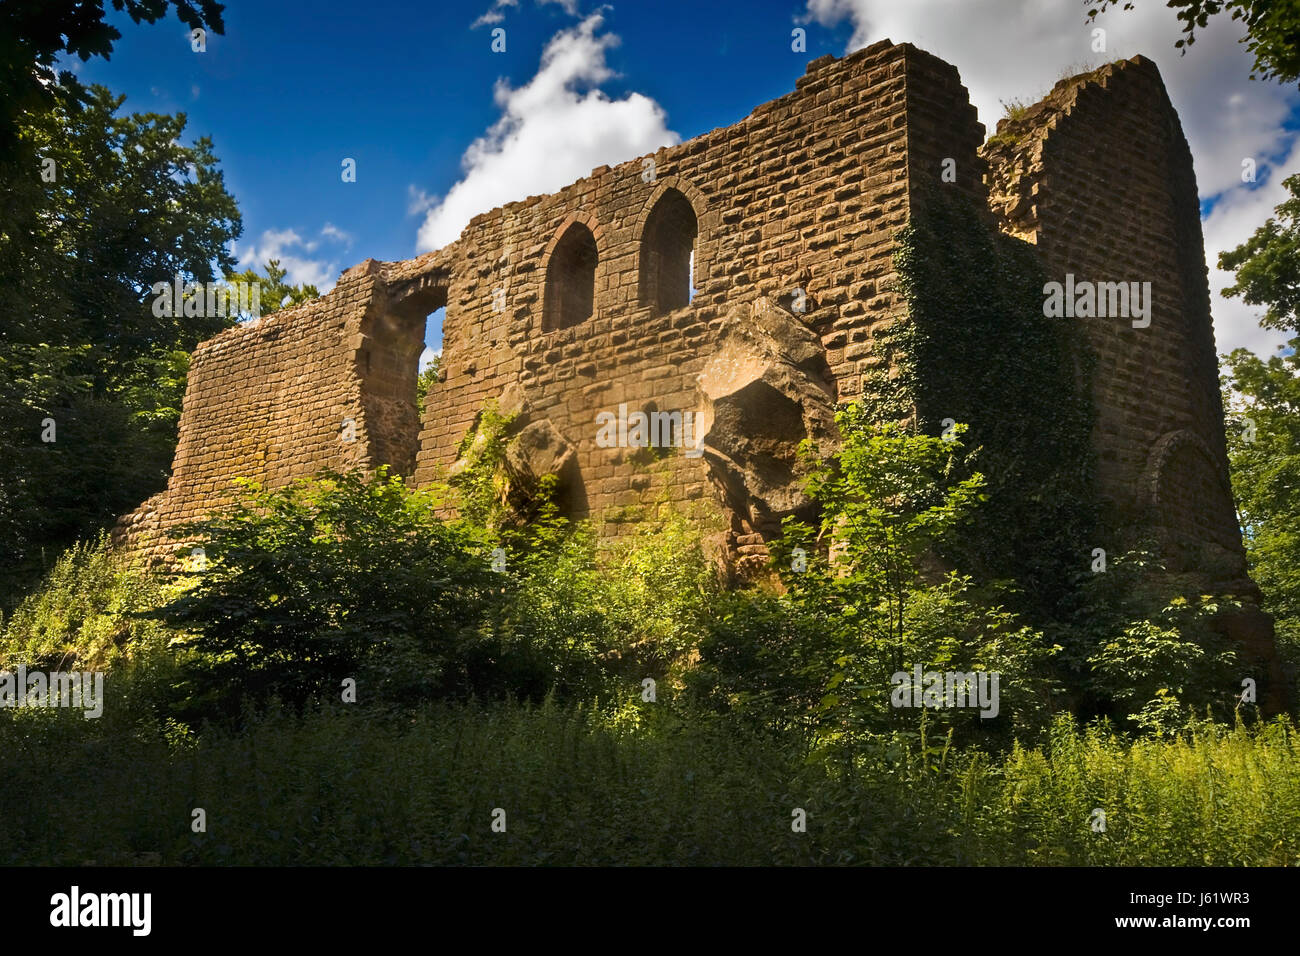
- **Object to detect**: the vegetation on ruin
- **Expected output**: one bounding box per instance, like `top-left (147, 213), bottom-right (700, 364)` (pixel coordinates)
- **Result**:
top-left (3, 0), bottom-right (1299, 866)
top-left (870, 187), bottom-right (1098, 627)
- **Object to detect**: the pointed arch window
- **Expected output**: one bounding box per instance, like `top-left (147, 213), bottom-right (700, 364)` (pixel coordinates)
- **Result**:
top-left (639, 188), bottom-right (698, 317)
top-left (543, 222), bottom-right (598, 331)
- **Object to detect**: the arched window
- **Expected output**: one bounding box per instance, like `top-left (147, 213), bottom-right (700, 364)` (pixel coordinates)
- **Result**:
top-left (543, 222), bottom-right (598, 331)
top-left (639, 188), bottom-right (698, 316)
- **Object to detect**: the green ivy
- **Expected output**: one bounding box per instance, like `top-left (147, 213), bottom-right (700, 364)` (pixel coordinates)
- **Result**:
top-left (448, 402), bottom-right (517, 529)
top-left (865, 185), bottom-right (1099, 623)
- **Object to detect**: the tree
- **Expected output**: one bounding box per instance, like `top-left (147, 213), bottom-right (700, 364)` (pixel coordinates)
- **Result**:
top-left (1219, 173), bottom-right (1300, 333)
top-left (691, 407), bottom-right (1059, 748)
top-left (1218, 172), bottom-right (1300, 624)
top-left (0, 85), bottom-right (241, 607)
top-left (1086, 1), bottom-right (1300, 85)
top-left (416, 353), bottom-right (440, 418)
top-left (222, 259), bottom-right (320, 319)
top-left (1222, 339), bottom-right (1300, 664)
top-left (0, 0), bottom-right (225, 160)
top-left (1217, 175), bottom-right (1300, 687)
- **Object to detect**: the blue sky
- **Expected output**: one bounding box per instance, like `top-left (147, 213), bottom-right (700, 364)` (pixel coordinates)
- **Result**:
top-left (62, 0), bottom-right (1300, 360)
top-left (66, 1), bottom-right (849, 272)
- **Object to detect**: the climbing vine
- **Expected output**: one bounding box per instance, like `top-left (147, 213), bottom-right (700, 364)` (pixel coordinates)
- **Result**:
top-left (863, 185), bottom-right (1098, 622)
top-left (449, 403), bottom-right (517, 529)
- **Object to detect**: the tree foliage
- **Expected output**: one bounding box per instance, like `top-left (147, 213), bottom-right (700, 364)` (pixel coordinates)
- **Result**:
top-left (1218, 175), bottom-right (1300, 688)
top-left (690, 409), bottom-right (1061, 750)
top-left (151, 469), bottom-right (503, 719)
top-left (0, 0), bottom-right (225, 159)
top-left (1223, 339), bottom-right (1300, 672)
top-left (0, 88), bottom-right (328, 609)
top-left (1086, 1), bottom-right (1300, 85)
top-left (1219, 173), bottom-right (1300, 333)
top-left (222, 258), bottom-right (320, 319)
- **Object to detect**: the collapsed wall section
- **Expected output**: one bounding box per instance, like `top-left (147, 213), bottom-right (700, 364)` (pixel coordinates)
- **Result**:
top-left (113, 259), bottom-right (447, 563)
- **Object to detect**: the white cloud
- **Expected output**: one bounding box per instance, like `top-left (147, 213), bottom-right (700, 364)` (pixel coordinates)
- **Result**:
top-left (473, 0), bottom-right (577, 28)
top-left (472, 0), bottom-right (519, 28)
top-left (415, 12), bottom-right (678, 253)
top-left (320, 222), bottom-right (354, 247)
top-left (1203, 140), bottom-right (1300, 358)
top-left (803, 0), bottom-right (1300, 355)
top-left (236, 228), bottom-right (337, 292)
top-left (407, 185), bottom-right (437, 216)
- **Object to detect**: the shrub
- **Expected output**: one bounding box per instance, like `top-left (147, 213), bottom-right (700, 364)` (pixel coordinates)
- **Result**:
top-left (0, 533), bottom-right (173, 671)
top-left (690, 409), bottom-right (1060, 751)
top-left (150, 468), bottom-right (506, 718)
top-left (1053, 548), bottom-right (1245, 731)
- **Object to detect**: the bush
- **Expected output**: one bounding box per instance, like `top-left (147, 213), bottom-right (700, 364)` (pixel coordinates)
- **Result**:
top-left (149, 467), bottom-right (715, 721)
top-left (0, 533), bottom-right (173, 671)
top-left (1053, 548), bottom-right (1246, 731)
top-left (488, 497), bottom-right (718, 702)
top-left (689, 409), bottom-right (1060, 751)
top-left (151, 468), bottom-right (508, 718)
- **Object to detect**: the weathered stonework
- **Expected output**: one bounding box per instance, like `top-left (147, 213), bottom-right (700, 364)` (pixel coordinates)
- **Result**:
top-left (114, 40), bottom-right (1283, 703)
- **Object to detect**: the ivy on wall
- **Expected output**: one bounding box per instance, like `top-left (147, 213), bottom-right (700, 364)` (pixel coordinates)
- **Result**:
top-left (862, 185), bottom-right (1099, 623)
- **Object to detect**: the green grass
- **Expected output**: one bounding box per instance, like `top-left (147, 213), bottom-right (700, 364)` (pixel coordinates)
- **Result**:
top-left (2, 700), bottom-right (1296, 866)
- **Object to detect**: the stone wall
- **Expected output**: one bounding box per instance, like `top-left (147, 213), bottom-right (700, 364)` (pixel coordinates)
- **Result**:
top-left (121, 39), bottom-right (991, 566)
top-left (114, 255), bottom-right (453, 555)
top-left (983, 57), bottom-right (1284, 705)
top-left (411, 39), bottom-right (951, 548)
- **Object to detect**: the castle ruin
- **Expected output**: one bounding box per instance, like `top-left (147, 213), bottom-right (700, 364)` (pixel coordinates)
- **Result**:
top-left (115, 40), bottom-right (1286, 707)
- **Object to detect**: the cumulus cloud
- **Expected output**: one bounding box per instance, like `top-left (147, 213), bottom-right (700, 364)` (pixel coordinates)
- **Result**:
top-left (1203, 138), bottom-right (1300, 359)
top-left (236, 228), bottom-right (338, 292)
top-left (414, 12), bottom-right (678, 253)
top-left (472, 0), bottom-right (519, 28)
top-left (320, 222), bottom-right (354, 247)
top-left (803, 0), bottom-right (1300, 354)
